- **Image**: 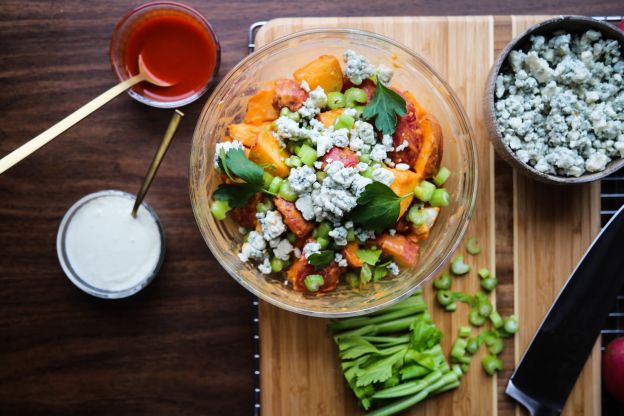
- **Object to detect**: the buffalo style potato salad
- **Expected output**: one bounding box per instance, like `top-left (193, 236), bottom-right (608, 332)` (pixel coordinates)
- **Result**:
top-left (210, 50), bottom-right (451, 294)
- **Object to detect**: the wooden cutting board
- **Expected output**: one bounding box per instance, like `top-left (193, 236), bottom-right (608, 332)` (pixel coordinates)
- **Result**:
top-left (255, 16), bottom-right (601, 416)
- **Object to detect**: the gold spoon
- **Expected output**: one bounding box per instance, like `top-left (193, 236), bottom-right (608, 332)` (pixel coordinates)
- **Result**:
top-left (131, 109), bottom-right (184, 218)
top-left (0, 54), bottom-right (172, 175)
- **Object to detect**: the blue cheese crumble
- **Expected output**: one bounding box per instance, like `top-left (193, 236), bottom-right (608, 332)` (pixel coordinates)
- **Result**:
top-left (495, 30), bottom-right (624, 177)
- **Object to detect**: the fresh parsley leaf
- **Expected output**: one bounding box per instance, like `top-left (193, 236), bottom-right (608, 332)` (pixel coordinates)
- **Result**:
top-left (409, 320), bottom-right (442, 352)
top-left (339, 338), bottom-right (380, 360)
top-left (354, 349), bottom-right (406, 387)
top-left (362, 81), bottom-right (407, 135)
top-left (307, 250), bottom-right (334, 268)
top-left (213, 183), bottom-right (260, 208)
top-left (224, 148), bottom-right (264, 186)
top-left (355, 248), bottom-right (382, 266)
top-left (213, 148), bottom-right (268, 208)
top-left (217, 149), bottom-right (234, 181)
top-left (349, 182), bottom-right (403, 231)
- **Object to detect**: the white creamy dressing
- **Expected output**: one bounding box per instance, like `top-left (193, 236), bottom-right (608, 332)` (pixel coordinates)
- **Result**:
top-left (64, 195), bottom-right (162, 292)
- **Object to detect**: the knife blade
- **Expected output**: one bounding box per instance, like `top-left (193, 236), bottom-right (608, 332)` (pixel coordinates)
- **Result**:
top-left (507, 203), bottom-right (624, 416)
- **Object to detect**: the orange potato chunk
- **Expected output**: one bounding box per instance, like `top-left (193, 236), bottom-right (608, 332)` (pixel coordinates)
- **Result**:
top-left (227, 122), bottom-right (271, 147)
top-left (342, 242), bottom-right (364, 268)
top-left (317, 109), bottom-right (344, 128)
top-left (409, 207), bottom-right (440, 241)
top-left (389, 168), bottom-right (420, 218)
top-left (293, 55), bottom-right (344, 93)
top-left (414, 114), bottom-right (443, 179)
top-left (319, 261), bottom-right (344, 293)
top-left (244, 89), bottom-right (279, 124)
top-left (377, 233), bottom-right (420, 267)
top-left (274, 79), bottom-right (308, 111)
top-left (249, 130), bottom-right (290, 178)
top-left (274, 197), bottom-right (315, 238)
top-left (402, 91), bottom-right (428, 120)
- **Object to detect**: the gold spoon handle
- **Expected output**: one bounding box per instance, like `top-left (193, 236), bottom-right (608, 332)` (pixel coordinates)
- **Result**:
top-left (132, 109), bottom-right (184, 217)
top-left (0, 74), bottom-right (146, 175)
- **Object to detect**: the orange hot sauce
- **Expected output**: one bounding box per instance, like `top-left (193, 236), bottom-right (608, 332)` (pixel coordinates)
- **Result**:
top-left (124, 12), bottom-right (219, 102)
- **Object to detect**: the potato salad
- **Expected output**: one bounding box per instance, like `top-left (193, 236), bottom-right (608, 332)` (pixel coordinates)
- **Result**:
top-left (210, 50), bottom-right (450, 294)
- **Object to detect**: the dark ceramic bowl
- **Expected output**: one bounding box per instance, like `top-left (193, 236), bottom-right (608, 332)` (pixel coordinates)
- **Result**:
top-left (484, 16), bottom-right (624, 185)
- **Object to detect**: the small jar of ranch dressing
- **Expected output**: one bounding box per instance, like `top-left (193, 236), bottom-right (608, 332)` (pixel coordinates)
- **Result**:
top-left (57, 190), bottom-right (165, 299)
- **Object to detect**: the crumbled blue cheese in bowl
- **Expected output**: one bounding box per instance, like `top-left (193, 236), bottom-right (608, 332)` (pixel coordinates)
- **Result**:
top-left (493, 28), bottom-right (624, 178)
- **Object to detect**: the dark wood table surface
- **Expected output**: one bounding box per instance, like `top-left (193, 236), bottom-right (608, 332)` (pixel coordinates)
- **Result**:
top-left (0, 1), bottom-right (621, 415)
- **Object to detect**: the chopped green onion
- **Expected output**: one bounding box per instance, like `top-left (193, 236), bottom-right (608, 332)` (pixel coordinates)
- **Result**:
top-left (271, 257), bottom-right (286, 273)
top-left (210, 200), bottom-right (230, 220)
top-left (436, 290), bottom-right (454, 307)
top-left (445, 302), bottom-right (457, 312)
top-left (458, 326), bottom-right (471, 338)
top-left (432, 272), bottom-right (452, 290)
top-left (284, 155), bottom-right (302, 168)
top-left (262, 171), bottom-right (274, 188)
top-left (482, 355), bottom-right (502, 376)
top-left (452, 364), bottom-right (464, 377)
top-left (407, 205), bottom-right (426, 226)
top-left (413, 181), bottom-right (436, 202)
top-left (268, 176), bottom-right (283, 194)
top-left (280, 106), bottom-right (301, 122)
top-left (469, 309), bottom-right (486, 326)
top-left (503, 315), bottom-right (519, 334)
top-left (450, 255), bottom-right (470, 275)
top-left (346, 228), bottom-right (356, 242)
top-left (354, 105), bottom-right (366, 118)
top-left (304, 274), bottom-right (324, 292)
top-left (475, 292), bottom-right (493, 317)
top-left (316, 171), bottom-right (328, 182)
top-left (286, 232), bottom-right (297, 243)
top-left (278, 180), bottom-right (297, 202)
top-left (297, 143), bottom-right (317, 166)
top-left (466, 337), bottom-right (480, 355)
top-left (255, 201), bottom-right (270, 214)
top-left (360, 263), bottom-right (372, 285)
top-left (430, 188), bottom-right (450, 207)
top-left (345, 271), bottom-right (359, 289)
top-left (481, 276), bottom-right (498, 292)
top-left (317, 237), bottom-right (329, 249)
top-left (361, 166), bottom-right (374, 179)
top-left (450, 338), bottom-right (468, 360)
top-left (489, 311), bottom-right (503, 329)
top-left (465, 237), bottom-right (481, 255)
top-left (359, 153), bottom-right (371, 163)
top-left (327, 91), bottom-right (346, 110)
top-left (433, 167), bottom-right (451, 186)
top-left (334, 113), bottom-right (355, 130)
top-left (485, 336), bottom-right (503, 355)
top-left (313, 222), bottom-right (332, 239)
top-left (287, 141), bottom-right (302, 155)
top-left (460, 363), bottom-right (470, 374)
top-left (478, 268), bottom-right (491, 279)
top-left (345, 87), bottom-right (368, 107)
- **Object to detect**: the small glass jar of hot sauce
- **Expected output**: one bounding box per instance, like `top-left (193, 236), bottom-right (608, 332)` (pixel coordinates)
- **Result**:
top-left (109, 1), bottom-right (220, 108)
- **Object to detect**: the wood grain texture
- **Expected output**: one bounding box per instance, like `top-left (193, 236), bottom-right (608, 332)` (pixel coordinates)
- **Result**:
top-left (511, 15), bottom-right (602, 416)
top-left (0, 1), bottom-right (620, 414)
top-left (256, 16), bottom-right (498, 416)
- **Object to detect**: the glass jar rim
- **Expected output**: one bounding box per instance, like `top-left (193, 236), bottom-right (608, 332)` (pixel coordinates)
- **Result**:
top-left (109, 1), bottom-right (221, 108)
top-left (56, 189), bottom-right (166, 299)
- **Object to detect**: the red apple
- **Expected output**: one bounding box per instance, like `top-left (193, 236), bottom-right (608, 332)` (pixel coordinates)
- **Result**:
top-left (603, 337), bottom-right (624, 404)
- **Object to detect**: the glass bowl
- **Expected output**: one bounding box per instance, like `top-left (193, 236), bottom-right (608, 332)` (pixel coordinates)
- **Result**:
top-left (109, 1), bottom-right (220, 108)
top-left (189, 29), bottom-right (478, 317)
top-left (57, 190), bottom-right (166, 299)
